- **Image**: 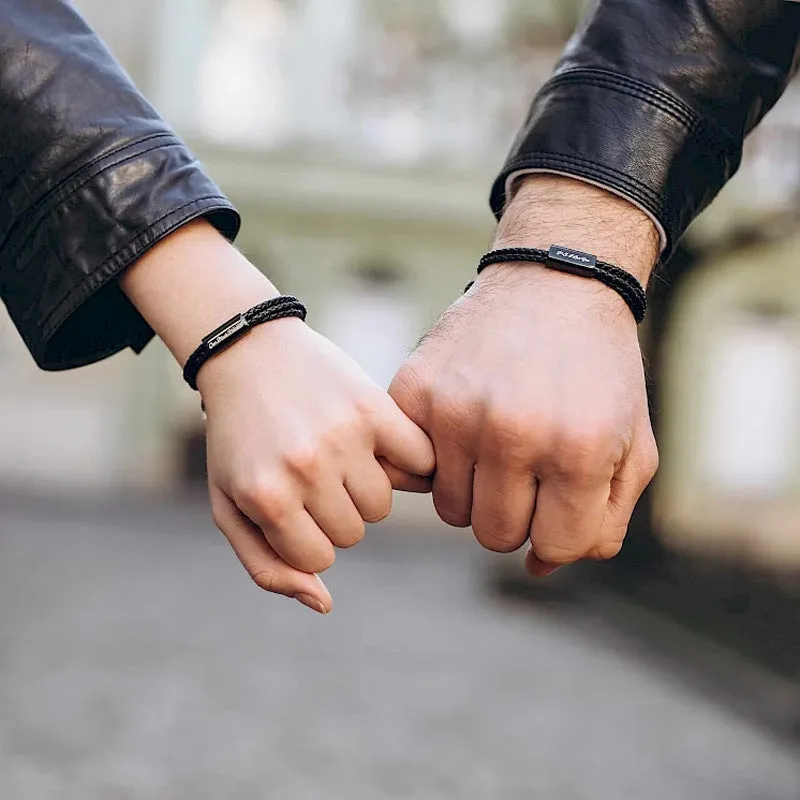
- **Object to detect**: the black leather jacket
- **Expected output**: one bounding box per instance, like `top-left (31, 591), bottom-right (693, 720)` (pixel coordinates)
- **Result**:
top-left (4, 2), bottom-right (798, 372)
top-left (0, 0), bottom-right (239, 370)
top-left (492, 0), bottom-right (800, 262)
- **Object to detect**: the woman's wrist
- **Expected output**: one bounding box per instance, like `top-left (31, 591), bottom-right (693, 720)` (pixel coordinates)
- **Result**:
top-left (119, 219), bottom-right (281, 367)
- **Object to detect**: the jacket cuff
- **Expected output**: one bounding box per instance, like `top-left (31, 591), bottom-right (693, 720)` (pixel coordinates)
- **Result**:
top-left (504, 168), bottom-right (669, 255)
top-left (490, 71), bottom-right (741, 262)
top-left (3, 135), bottom-right (240, 370)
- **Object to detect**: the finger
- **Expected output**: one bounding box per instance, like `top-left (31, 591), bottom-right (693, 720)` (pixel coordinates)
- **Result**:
top-left (210, 487), bottom-right (332, 614)
top-left (304, 476), bottom-right (366, 549)
top-left (524, 547), bottom-right (563, 578)
top-left (470, 458), bottom-right (537, 553)
top-left (344, 458), bottom-right (394, 523)
top-left (431, 439), bottom-right (475, 528)
top-left (234, 481), bottom-right (336, 575)
top-left (373, 394), bottom-right (436, 478)
top-left (379, 458), bottom-right (433, 493)
top-left (528, 472), bottom-right (610, 568)
top-left (590, 436), bottom-right (658, 560)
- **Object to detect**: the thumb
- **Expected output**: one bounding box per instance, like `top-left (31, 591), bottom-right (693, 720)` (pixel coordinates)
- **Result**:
top-left (388, 361), bottom-right (428, 427)
top-left (373, 392), bottom-right (435, 478)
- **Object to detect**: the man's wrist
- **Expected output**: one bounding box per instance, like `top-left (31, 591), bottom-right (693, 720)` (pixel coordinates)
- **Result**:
top-left (493, 175), bottom-right (660, 285)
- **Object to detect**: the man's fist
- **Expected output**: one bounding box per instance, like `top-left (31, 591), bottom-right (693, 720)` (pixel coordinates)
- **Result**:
top-left (390, 175), bottom-right (660, 575)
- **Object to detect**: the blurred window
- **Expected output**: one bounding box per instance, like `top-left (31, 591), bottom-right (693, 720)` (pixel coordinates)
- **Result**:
top-left (147, 0), bottom-right (562, 167)
top-left (732, 83), bottom-right (800, 212)
top-left (701, 311), bottom-right (800, 496)
top-left (318, 263), bottom-right (415, 390)
top-left (198, 0), bottom-right (290, 145)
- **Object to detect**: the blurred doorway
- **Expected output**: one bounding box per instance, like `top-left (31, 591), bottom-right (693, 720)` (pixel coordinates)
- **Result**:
top-left (318, 261), bottom-right (416, 390)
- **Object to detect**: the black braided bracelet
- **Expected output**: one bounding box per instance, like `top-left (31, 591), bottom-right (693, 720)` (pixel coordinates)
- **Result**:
top-left (183, 295), bottom-right (307, 391)
top-left (467, 245), bottom-right (648, 323)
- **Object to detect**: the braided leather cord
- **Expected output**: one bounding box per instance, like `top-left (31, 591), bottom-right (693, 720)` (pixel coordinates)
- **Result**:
top-left (468, 247), bottom-right (647, 323)
top-left (183, 295), bottom-right (307, 391)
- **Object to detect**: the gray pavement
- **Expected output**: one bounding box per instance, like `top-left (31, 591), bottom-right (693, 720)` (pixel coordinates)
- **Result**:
top-left (0, 495), bottom-right (798, 800)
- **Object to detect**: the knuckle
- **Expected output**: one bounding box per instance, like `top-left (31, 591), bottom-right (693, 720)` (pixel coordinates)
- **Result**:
top-left (484, 406), bottom-right (536, 450)
top-left (549, 426), bottom-right (617, 482)
top-left (250, 568), bottom-right (279, 594)
top-left (320, 409), bottom-right (369, 454)
top-left (390, 361), bottom-right (425, 396)
top-left (640, 438), bottom-right (660, 483)
top-left (352, 472), bottom-right (393, 524)
top-left (389, 364), bottom-right (430, 422)
top-left (210, 501), bottom-right (226, 533)
top-left (432, 486), bottom-right (471, 528)
top-left (430, 389), bottom-right (476, 433)
top-left (363, 498), bottom-right (392, 524)
top-left (236, 479), bottom-right (290, 524)
top-left (211, 510), bottom-right (227, 535)
top-left (336, 522), bottom-right (366, 549)
top-left (473, 526), bottom-right (526, 554)
top-left (589, 540), bottom-right (624, 561)
top-left (283, 447), bottom-right (322, 483)
top-left (433, 498), bottom-right (471, 529)
top-left (531, 539), bottom-right (584, 566)
top-left (351, 391), bottom-right (381, 425)
top-left (438, 510), bottom-right (472, 529)
top-left (291, 545), bottom-right (336, 575)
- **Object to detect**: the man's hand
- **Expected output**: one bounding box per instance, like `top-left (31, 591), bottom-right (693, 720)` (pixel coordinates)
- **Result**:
top-left (121, 220), bottom-right (434, 613)
top-left (389, 176), bottom-right (660, 575)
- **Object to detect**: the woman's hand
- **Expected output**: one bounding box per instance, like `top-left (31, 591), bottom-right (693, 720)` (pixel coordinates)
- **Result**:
top-left (200, 318), bottom-right (434, 613)
top-left (121, 220), bottom-right (434, 613)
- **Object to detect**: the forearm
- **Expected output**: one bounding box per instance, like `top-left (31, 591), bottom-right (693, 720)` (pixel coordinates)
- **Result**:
top-left (119, 220), bottom-right (279, 369)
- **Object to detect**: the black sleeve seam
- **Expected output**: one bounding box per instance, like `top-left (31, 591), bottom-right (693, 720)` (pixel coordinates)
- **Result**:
top-left (499, 152), bottom-right (667, 220)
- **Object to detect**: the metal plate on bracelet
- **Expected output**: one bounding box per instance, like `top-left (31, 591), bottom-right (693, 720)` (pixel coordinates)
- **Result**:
top-left (545, 245), bottom-right (598, 278)
top-left (202, 313), bottom-right (251, 352)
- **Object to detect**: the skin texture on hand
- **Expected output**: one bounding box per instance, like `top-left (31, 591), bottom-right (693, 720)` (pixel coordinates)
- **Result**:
top-left (389, 175), bottom-right (661, 576)
top-left (121, 220), bottom-right (435, 613)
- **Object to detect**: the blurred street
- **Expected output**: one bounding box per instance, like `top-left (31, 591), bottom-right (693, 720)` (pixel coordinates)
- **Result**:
top-left (1, 495), bottom-right (798, 800)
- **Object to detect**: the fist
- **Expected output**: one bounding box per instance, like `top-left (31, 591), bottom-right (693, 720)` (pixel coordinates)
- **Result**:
top-left (389, 263), bottom-right (658, 576)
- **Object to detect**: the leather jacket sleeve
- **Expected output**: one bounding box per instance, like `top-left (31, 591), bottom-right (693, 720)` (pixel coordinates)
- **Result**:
top-left (491, 0), bottom-right (800, 261)
top-left (0, 0), bottom-right (240, 370)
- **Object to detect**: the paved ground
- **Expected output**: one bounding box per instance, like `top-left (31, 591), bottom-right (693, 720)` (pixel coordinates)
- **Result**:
top-left (0, 495), bottom-right (798, 800)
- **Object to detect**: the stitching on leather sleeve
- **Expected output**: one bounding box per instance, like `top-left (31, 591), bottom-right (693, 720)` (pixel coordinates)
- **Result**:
top-left (499, 152), bottom-right (667, 220)
top-left (4, 135), bottom-right (186, 260)
top-left (545, 69), bottom-right (698, 128)
top-left (541, 69), bottom-right (739, 156)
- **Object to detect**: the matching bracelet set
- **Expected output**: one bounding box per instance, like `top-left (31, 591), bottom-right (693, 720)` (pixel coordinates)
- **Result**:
top-left (183, 245), bottom-right (647, 393)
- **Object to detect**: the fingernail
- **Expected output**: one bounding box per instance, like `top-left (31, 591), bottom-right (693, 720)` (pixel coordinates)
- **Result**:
top-left (294, 593), bottom-right (329, 615)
